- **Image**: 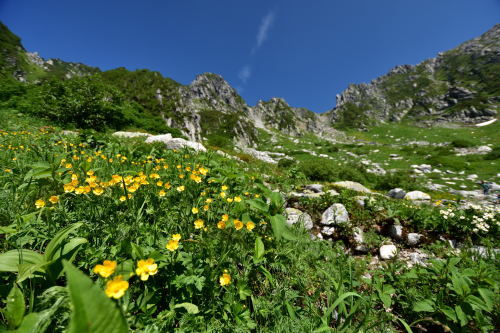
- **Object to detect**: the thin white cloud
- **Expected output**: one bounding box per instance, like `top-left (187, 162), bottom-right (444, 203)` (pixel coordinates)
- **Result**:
top-left (252, 11), bottom-right (275, 54)
top-left (238, 65), bottom-right (252, 83)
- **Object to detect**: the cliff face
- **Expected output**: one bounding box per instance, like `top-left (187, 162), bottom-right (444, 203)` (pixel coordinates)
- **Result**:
top-left (326, 24), bottom-right (500, 128)
top-left (1, 21), bottom-right (499, 145)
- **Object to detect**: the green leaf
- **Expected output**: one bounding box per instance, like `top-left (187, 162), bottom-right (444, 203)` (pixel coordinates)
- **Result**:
top-left (44, 223), bottom-right (83, 262)
top-left (0, 249), bottom-right (45, 272)
top-left (46, 237), bottom-right (88, 280)
top-left (441, 305), bottom-right (457, 323)
top-left (12, 312), bottom-right (44, 333)
top-left (253, 237), bottom-right (265, 263)
top-left (5, 284), bottom-right (25, 329)
top-left (174, 303), bottom-right (199, 314)
top-left (237, 282), bottom-right (252, 300)
top-left (64, 261), bottom-right (129, 333)
top-left (478, 288), bottom-right (494, 311)
top-left (455, 305), bottom-right (468, 327)
top-left (450, 272), bottom-right (470, 297)
top-left (0, 225), bottom-right (16, 234)
top-left (326, 292), bottom-right (361, 319)
top-left (268, 192), bottom-right (284, 213)
top-left (269, 214), bottom-right (297, 241)
top-left (247, 199), bottom-right (268, 213)
top-left (413, 299), bottom-right (435, 312)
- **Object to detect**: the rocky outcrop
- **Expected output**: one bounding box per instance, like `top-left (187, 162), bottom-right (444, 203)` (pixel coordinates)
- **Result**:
top-left (326, 24), bottom-right (500, 127)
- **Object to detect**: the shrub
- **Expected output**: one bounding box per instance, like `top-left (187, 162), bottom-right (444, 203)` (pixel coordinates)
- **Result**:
top-left (484, 146), bottom-right (500, 160)
top-left (451, 139), bottom-right (474, 148)
top-left (299, 159), bottom-right (336, 181)
top-left (277, 158), bottom-right (295, 168)
top-left (374, 170), bottom-right (422, 191)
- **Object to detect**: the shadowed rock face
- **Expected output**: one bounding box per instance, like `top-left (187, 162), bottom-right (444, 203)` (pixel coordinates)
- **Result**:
top-left (326, 24), bottom-right (500, 127)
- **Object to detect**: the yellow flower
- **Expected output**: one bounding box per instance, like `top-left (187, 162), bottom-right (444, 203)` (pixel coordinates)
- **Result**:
top-left (135, 258), bottom-right (158, 281)
top-left (93, 260), bottom-right (117, 278)
top-left (149, 173), bottom-right (160, 179)
top-left (217, 221), bottom-right (226, 229)
top-left (234, 196), bottom-right (242, 202)
top-left (65, 163), bottom-right (72, 169)
top-left (254, 194), bottom-right (260, 198)
top-left (220, 192), bottom-right (226, 198)
top-left (219, 272), bottom-right (231, 286)
top-left (166, 240), bottom-right (179, 251)
top-left (172, 234), bottom-right (181, 241)
top-left (176, 185), bottom-right (185, 192)
top-left (105, 275), bottom-right (129, 299)
top-left (164, 182), bottom-right (171, 189)
top-left (87, 170), bottom-right (95, 176)
top-left (246, 221), bottom-right (255, 231)
top-left (435, 200), bottom-right (442, 206)
top-left (159, 190), bottom-right (166, 197)
top-left (192, 207), bottom-right (199, 214)
top-left (179, 174), bottom-right (185, 179)
top-left (156, 181), bottom-right (163, 187)
top-left (49, 195), bottom-right (59, 204)
top-left (205, 198), bottom-right (213, 204)
top-left (4, 169), bottom-right (12, 173)
top-left (35, 199), bottom-right (46, 209)
top-left (234, 219), bottom-right (244, 230)
top-left (221, 185), bottom-right (228, 191)
top-left (194, 219), bottom-right (204, 229)
top-left (222, 214), bottom-right (229, 221)
top-left (203, 205), bottom-right (209, 211)
top-left (198, 167), bottom-right (208, 175)
top-left (93, 187), bottom-right (104, 196)
top-left (63, 184), bottom-right (75, 193)
top-left (226, 198), bottom-right (233, 203)
top-left (119, 195), bottom-right (127, 202)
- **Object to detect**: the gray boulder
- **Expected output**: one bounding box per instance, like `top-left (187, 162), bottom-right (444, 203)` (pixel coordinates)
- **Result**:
top-left (321, 204), bottom-right (349, 225)
top-left (333, 181), bottom-right (371, 193)
top-left (388, 188), bottom-right (406, 199)
top-left (404, 191), bottom-right (431, 201)
top-left (304, 184), bottom-right (323, 193)
top-left (146, 135), bottom-right (207, 152)
top-left (285, 208), bottom-right (313, 230)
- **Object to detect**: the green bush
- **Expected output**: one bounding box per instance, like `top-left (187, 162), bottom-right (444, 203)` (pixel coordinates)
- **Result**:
top-left (21, 76), bottom-right (127, 130)
top-left (484, 146), bottom-right (500, 160)
top-left (374, 170), bottom-right (422, 191)
top-left (277, 158), bottom-right (295, 168)
top-left (299, 159), bottom-right (337, 181)
top-left (451, 139), bottom-right (474, 148)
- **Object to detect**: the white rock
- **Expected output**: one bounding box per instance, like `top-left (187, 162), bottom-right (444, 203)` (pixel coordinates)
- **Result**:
top-left (304, 184), bottom-right (323, 193)
top-left (353, 227), bottom-right (368, 252)
top-left (242, 148), bottom-right (278, 164)
top-left (326, 189), bottom-right (340, 196)
top-left (113, 131), bottom-right (152, 138)
top-left (333, 181), bottom-right (371, 193)
top-left (285, 208), bottom-right (313, 230)
top-left (388, 188), bottom-right (406, 199)
top-left (321, 204), bottom-right (349, 225)
top-left (477, 146), bottom-right (492, 154)
top-left (321, 226), bottom-right (335, 236)
top-left (389, 225), bottom-right (403, 240)
top-left (146, 135), bottom-right (205, 152)
top-left (406, 233), bottom-right (422, 246)
top-left (404, 191), bottom-right (431, 201)
top-left (379, 245), bottom-right (397, 260)
top-left (60, 130), bottom-right (79, 136)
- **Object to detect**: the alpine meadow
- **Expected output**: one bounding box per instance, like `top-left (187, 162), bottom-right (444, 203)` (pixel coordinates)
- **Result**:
top-left (0, 7), bottom-right (499, 333)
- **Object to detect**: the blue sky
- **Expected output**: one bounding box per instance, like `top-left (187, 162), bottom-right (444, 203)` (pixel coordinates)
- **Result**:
top-left (1, 0), bottom-right (499, 112)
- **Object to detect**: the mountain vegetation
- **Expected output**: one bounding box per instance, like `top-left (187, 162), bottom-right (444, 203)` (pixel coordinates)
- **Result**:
top-left (0, 21), bottom-right (498, 332)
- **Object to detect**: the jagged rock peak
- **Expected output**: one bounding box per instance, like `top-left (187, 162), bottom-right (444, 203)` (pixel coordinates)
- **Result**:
top-left (185, 72), bottom-right (246, 109)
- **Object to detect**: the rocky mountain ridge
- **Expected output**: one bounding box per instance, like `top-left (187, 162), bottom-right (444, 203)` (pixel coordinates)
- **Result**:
top-left (326, 24), bottom-right (500, 127)
top-left (1, 21), bottom-right (499, 145)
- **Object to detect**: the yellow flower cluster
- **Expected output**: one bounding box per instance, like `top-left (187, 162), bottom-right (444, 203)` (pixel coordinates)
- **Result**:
top-left (135, 258), bottom-right (158, 281)
top-left (166, 234), bottom-right (181, 251)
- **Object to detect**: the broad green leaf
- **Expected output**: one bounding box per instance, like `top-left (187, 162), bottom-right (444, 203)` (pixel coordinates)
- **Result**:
top-left (44, 223), bottom-right (83, 261)
top-left (413, 299), bottom-right (435, 312)
top-left (174, 303), bottom-right (199, 314)
top-left (0, 225), bottom-right (16, 234)
top-left (0, 249), bottom-right (45, 272)
top-left (17, 262), bottom-right (47, 283)
top-left (451, 272), bottom-right (470, 297)
top-left (441, 305), bottom-right (457, 322)
top-left (268, 192), bottom-right (284, 213)
top-left (5, 284), bottom-right (25, 329)
top-left (326, 292), bottom-right (361, 319)
top-left (12, 312), bottom-right (43, 333)
top-left (285, 301), bottom-right (297, 320)
top-left (254, 237), bottom-right (265, 263)
top-left (465, 295), bottom-right (488, 312)
top-left (478, 288), bottom-right (494, 311)
top-left (269, 214), bottom-right (297, 241)
top-left (455, 305), bottom-right (468, 327)
top-left (247, 199), bottom-right (268, 213)
top-left (64, 261), bottom-right (128, 333)
top-left (46, 237), bottom-right (88, 280)
top-left (258, 266), bottom-right (274, 286)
